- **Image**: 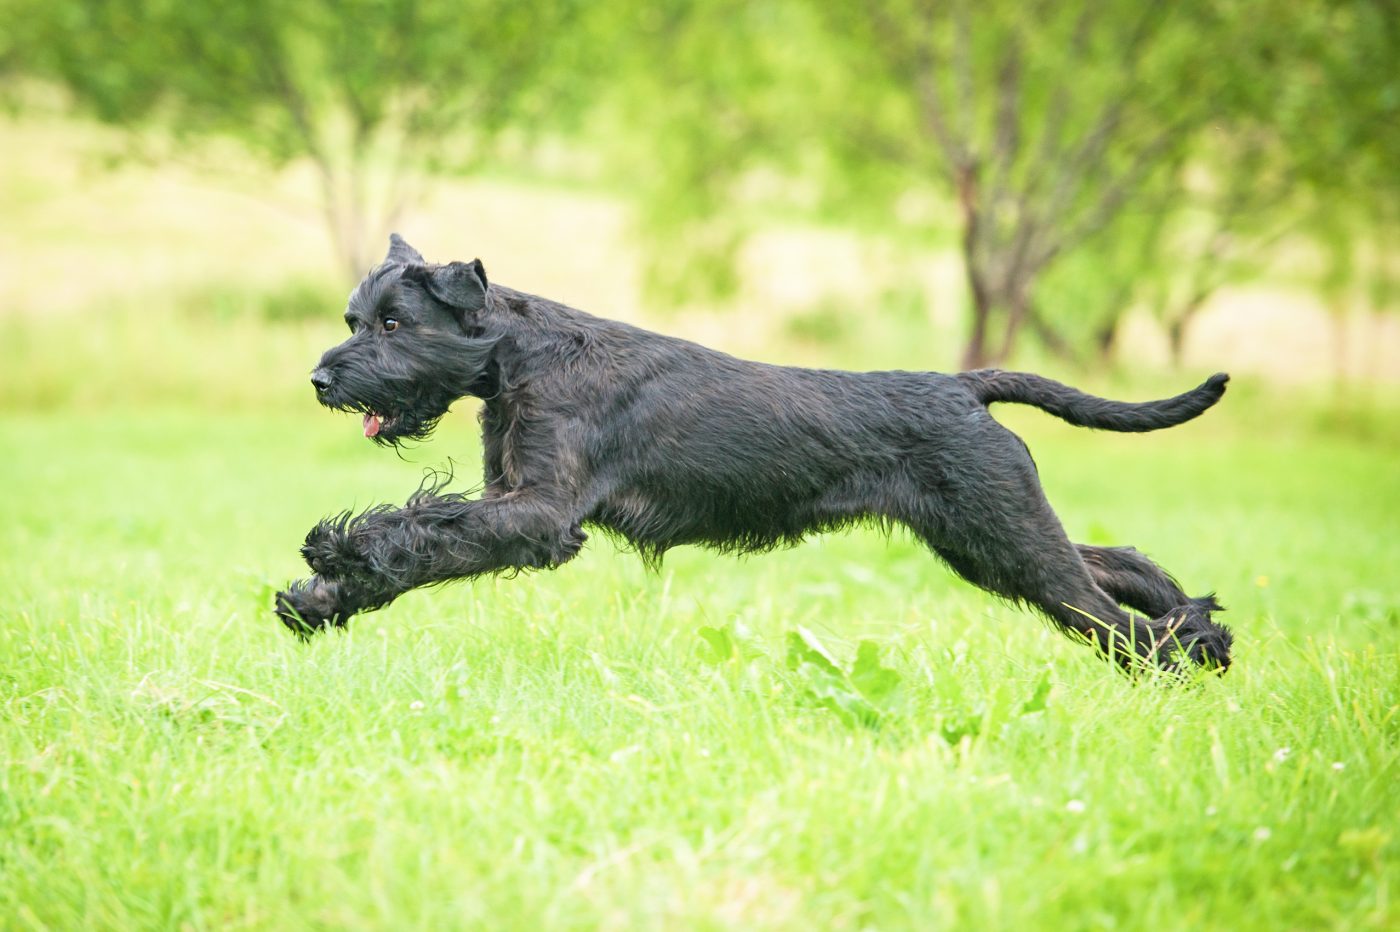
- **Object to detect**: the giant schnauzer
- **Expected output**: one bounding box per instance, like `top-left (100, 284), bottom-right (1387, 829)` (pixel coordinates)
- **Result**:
top-left (276, 235), bottom-right (1233, 674)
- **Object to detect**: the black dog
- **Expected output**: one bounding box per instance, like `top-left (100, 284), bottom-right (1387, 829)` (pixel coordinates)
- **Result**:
top-left (276, 235), bottom-right (1233, 674)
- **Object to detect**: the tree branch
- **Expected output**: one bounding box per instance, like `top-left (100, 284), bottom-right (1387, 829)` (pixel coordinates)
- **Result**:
top-left (1026, 301), bottom-right (1086, 366)
top-left (951, 0), bottom-right (976, 149)
top-left (1045, 117), bottom-right (1194, 265)
top-left (1025, 4), bottom-right (1170, 238)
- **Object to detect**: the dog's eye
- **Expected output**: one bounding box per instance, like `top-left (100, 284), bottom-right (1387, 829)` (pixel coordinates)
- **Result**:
top-left (383, 318), bottom-right (399, 333)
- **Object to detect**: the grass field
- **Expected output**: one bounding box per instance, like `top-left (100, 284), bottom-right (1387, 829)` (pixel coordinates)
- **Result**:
top-left (2, 298), bottom-right (1398, 931)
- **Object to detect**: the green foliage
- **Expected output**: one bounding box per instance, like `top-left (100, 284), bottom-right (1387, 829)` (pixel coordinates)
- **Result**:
top-left (184, 278), bottom-right (346, 324)
top-left (694, 620), bottom-right (765, 665)
top-left (9, 0), bottom-right (589, 275)
top-left (696, 624), bottom-right (738, 664)
top-left (1037, 0), bottom-right (1400, 358)
top-left (609, 0), bottom-right (1400, 363)
top-left (7, 0), bottom-right (1396, 344)
top-left (784, 627), bottom-right (902, 726)
top-left (783, 301), bottom-right (852, 346)
top-left (592, 0), bottom-right (830, 304)
top-left (258, 279), bottom-right (344, 324)
top-left (25, 0), bottom-right (583, 152)
top-left (697, 623), bottom-right (905, 727)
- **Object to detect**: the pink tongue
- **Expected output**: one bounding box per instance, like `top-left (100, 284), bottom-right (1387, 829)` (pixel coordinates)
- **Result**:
top-left (363, 414), bottom-right (381, 438)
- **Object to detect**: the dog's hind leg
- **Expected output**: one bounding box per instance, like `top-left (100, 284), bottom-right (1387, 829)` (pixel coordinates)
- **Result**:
top-left (1076, 544), bottom-right (1223, 619)
top-left (931, 531), bottom-right (1232, 674)
top-left (929, 532), bottom-right (1161, 672)
top-left (904, 419), bottom-right (1231, 673)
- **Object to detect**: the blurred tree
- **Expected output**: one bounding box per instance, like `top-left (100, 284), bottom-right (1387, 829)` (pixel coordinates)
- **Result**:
top-left (618, 1), bottom-right (1251, 366)
top-left (1031, 125), bottom-right (1292, 367)
top-left (1272, 0), bottom-right (1400, 381)
top-left (618, 0), bottom-right (1399, 369)
top-left (590, 0), bottom-right (823, 304)
top-left (1051, 0), bottom-right (1400, 369)
top-left (835, 2), bottom-right (1241, 368)
top-left (8, 0), bottom-right (585, 278)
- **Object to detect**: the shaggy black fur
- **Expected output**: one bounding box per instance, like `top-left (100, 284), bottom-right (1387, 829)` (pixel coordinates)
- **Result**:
top-left (276, 235), bottom-right (1234, 675)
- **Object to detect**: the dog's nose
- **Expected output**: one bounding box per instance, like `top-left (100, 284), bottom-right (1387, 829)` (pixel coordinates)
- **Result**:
top-left (310, 368), bottom-right (334, 393)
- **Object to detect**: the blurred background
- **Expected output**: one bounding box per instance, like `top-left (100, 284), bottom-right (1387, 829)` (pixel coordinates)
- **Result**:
top-left (2, 0), bottom-right (1398, 419)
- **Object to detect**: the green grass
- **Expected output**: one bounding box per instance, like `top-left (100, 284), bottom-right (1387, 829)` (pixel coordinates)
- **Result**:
top-left (3, 307), bottom-right (1399, 930)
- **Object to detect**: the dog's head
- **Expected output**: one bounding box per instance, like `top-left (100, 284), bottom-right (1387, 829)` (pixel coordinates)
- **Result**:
top-left (310, 235), bottom-right (500, 446)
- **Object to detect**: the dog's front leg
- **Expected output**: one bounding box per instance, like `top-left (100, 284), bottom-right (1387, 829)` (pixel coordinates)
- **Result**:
top-left (275, 491), bottom-right (586, 635)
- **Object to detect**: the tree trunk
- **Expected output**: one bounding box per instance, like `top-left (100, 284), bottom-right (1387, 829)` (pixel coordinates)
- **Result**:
top-left (1094, 319), bottom-right (1117, 364)
top-left (317, 145), bottom-right (382, 282)
top-left (956, 165), bottom-right (996, 371)
top-left (340, 216), bottom-right (371, 282)
top-left (1166, 296), bottom-right (1208, 368)
top-left (1167, 319), bottom-right (1185, 368)
top-left (962, 277), bottom-right (995, 370)
top-left (992, 288), bottom-right (1030, 365)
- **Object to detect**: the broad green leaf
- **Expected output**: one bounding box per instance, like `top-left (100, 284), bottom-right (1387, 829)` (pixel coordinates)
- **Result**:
top-left (850, 640), bottom-right (901, 706)
top-left (1021, 671), bottom-right (1052, 715)
top-left (786, 626), bottom-right (841, 674)
top-left (939, 715), bottom-right (982, 746)
top-left (696, 625), bottom-right (736, 665)
top-left (795, 662), bottom-right (880, 727)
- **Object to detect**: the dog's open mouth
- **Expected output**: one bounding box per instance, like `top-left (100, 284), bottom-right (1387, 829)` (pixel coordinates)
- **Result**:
top-left (363, 413), bottom-right (392, 438)
top-left (350, 403), bottom-right (444, 445)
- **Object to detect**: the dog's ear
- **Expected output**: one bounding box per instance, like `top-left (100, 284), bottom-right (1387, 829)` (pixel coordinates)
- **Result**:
top-left (421, 259), bottom-right (489, 312)
top-left (385, 233), bottom-right (425, 266)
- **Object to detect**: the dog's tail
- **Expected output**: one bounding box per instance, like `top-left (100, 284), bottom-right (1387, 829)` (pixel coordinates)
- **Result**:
top-left (957, 369), bottom-right (1229, 432)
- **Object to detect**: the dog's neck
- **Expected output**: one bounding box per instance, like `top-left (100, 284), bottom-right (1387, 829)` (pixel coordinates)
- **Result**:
top-left (470, 284), bottom-right (593, 399)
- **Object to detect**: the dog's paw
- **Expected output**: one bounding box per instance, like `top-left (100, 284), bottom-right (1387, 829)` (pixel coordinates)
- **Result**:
top-left (300, 516), bottom-right (368, 578)
top-left (274, 577), bottom-right (353, 638)
top-left (1134, 607), bottom-right (1234, 678)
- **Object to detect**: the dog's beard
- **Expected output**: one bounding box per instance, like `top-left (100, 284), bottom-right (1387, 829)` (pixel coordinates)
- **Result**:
top-left (317, 332), bottom-right (498, 447)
